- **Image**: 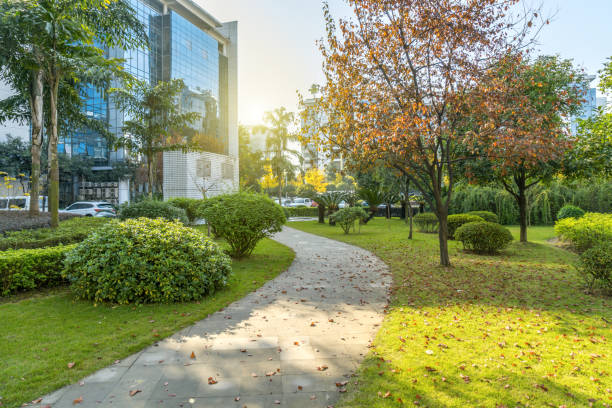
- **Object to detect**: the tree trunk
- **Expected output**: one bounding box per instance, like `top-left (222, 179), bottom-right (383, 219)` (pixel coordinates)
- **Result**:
top-left (518, 186), bottom-right (528, 243)
top-left (405, 178), bottom-right (413, 239)
top-left (147, 153), bottom-right (154, 198)
top-left (436, 208), bottom-right (450, 266)
top-left (48, 74), bottom-right (60, 228)
top-left (29, 69), bottom-right (44, 216)
top-left (318, 204), bottom-right (325, 224)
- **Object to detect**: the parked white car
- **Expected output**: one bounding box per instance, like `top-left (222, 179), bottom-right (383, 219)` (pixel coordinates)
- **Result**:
top-left (288, 198), bottom-right (312, 207)
top-left (62, 201), bottom-right (116, 217)
top-left (0, 196), bottom-right (48, 211)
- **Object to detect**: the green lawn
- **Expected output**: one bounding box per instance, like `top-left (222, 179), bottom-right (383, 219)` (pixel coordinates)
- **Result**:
top-left (0, 238), bottom-right (294, 408)
top-left (290, 219), bottom-right (611, 408)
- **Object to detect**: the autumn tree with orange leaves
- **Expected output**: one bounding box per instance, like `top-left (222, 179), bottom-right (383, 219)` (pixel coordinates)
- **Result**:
top-left (310, 0), bottom-right (543, 266)
top-left (461, 55), bottom-right (586, 243)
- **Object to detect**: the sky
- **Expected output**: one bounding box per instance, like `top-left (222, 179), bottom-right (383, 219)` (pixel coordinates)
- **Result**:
top-left (201, 0), bottom-right (612, 126)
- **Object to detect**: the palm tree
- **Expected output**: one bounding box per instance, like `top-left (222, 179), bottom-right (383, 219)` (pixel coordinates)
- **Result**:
top-left (256, 107), bottom-right (300, 205)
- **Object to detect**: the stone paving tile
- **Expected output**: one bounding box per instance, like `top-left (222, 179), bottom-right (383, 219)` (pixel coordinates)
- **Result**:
top-left (34, 227), bottom-right (390, 407)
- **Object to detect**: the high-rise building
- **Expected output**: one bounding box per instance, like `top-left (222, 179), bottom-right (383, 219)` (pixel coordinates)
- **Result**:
top-left (1, 0), bottom-right (238, 203)
top-left (570, 75), bottom-right (607, 135)
top-left (300, 97), bottom-right (343, 173)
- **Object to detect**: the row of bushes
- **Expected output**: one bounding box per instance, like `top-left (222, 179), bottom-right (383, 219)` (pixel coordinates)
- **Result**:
top-left (555, 212), bottom-right (612, 290)
top-left (0, 217), bottom-right (108, 251)
top-left (284, 207), bottom-right (319, 218)
top-left (0, 244), bottom-right (75, 296)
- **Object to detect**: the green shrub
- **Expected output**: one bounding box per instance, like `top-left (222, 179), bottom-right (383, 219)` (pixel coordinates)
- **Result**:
top-left (166, 197), bottom-right (203, 224)
top-left (200, 193), bottom-right (286, 258)
top-left (455, 221), bottom-right (513, 254)
top-left (63, 218), bottom-right (232, 304)
top-left (556, 205), bottom-right (585, 220)
top-left (447, 214), bottom-right (484, 239)
top-left (467, 211), bottom-right (499, 224)
top-left (579, 241), bottom-right (612, 291)
top-left (414, 212), bottom-right (438, 233)
top-left (555, 213), bottom-right (612, 252)
top-left (331, 207), bottom-right (368, 234)
top-left (286, 207), bottom-right (319, 218)
top-left (0, 245), bottom-right (75, 296)
top-left (0, 217), bottom-right (109, 251)
top-left (118, 199), bottom-right (187, 224)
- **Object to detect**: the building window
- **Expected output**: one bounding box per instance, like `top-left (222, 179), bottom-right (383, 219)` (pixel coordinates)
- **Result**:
top-left (222, 162), bottom-right (233, 179)
top-left (196, 158), bottom-right (211, 178)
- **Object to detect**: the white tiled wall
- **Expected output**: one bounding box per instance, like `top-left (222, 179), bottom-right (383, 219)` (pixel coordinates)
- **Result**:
top-left (162, 151), bottom-right (239, 199)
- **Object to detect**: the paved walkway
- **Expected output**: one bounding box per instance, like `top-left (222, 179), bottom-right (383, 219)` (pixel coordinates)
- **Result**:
top-left (37, 227), bottom-right (391, 408)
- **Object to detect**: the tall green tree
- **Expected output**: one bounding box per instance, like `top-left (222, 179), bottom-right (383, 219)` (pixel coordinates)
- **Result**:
top-left (238, 125), bottom-right (265, 191)
top-left (110, 79), bottom-right (200, 197)
top-left (0, 0), bottom-right (145, 225)
top-left (256, 107), bottom-right (299, 204)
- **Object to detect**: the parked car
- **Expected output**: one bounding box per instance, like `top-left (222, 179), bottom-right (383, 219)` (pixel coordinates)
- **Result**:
top-left (288, 198), bottom-right (312, 208)
top-left (62, 201), bottom-right (116, 217)
top-left (0, 195), bottom-right (48, 211)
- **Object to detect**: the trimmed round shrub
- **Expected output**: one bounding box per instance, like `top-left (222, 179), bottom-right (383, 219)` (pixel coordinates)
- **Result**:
top-left (447, 214), bottom-right (484, 239)
top-left (200, 193), bottom-right (286, 258)
top-left (455, 221), bottom-right (513, 254)
top-left (167, 197), bottom-right (203, 224)
top-left (555, 213), bottom-right (612, 252)
top-left (331, 207), bottom-right (368, 234)
top-left (468, 211), bottom-right (499, 224)
top-left (118, 199), bottom-right (187, 224)
top-left (557, 205), bottom-right (585, 220)
top-left (579, 241), bottom-right (612, 290)
top-left (414, 212), bottom-right (438, 233)
top-left (63, 218), bottom-right (232, 304)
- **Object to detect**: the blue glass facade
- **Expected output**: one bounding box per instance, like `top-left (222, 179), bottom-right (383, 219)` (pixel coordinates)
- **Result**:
top-left (59, 0), bottom-right (229, 164)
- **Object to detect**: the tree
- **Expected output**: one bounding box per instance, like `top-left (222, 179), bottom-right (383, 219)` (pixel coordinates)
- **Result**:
top-left (464, 55), bottom-right (585, 242)
top-left (0, 0), bottom-right (145, 225)
top-left (566, 57), bottom-right (612, 180)
top-left (256, 107), bottom-right (299, 205)
top-left (238, 125), bottom-right (265, 191)
top-left (0, 135), bottom-right (30, 178)
top-left (304, 168), bottom-right (328, 193)
top-left (310, 0), bottom-right (542, 266)
top-left (111, 79), bottom-right (200, 197)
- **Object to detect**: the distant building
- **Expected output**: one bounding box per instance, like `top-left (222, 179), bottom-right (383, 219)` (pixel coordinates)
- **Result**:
top-left (571, 75), bottom-right (607, 135)
top-left (0, 0), bottom-right (238, 204)
top-left (300, 97), bottom-right (343, 173)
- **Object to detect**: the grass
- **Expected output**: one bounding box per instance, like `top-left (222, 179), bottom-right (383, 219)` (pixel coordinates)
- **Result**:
top-left (0, 237), bottom-right (294, 408)
top-left (290, 219), bottom-right (611, 408)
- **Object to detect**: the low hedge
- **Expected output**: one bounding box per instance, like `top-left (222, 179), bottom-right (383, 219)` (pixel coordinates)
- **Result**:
top-left (285, 207), bottom-right (319, 218)
top-left (0, 244), bottom-right (75, 296)
top-left (118, 199), bottom-right (188, 224)
top-left (555, 212), bottom-right (612, 252)
top-left (447, 214), bottom-right (484, 239)
top-left (166, 197), bottom-right (204, 224)
top-left (579, 241), bottom-right (612, 291)
top-left (455, 221), bottom-right (513, 254)
top-left (0, 211), bottom-right (80, 233)
top-left (0, 217), bottom-right (108, 251)
top-left (467, 211), bottom-right (499, 224)
top-left (414, 212), bottom-right (438, 233)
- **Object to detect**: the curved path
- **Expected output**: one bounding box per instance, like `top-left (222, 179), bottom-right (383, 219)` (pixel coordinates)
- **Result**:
top-left (37, 227), bottom-right (391, 408)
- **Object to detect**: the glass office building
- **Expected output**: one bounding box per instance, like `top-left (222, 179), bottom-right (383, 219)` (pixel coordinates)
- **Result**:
top-left (58, 0), bottom-right (236, 165)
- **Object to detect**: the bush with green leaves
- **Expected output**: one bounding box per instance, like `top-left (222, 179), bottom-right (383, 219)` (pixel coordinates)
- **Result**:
top-left (166, 197), bottom-right (203, 224)
top-left (447, 214), bottom-right (484, 239)
top-left (331, 207), bottom-right (368, 234)
top-left (0, 217), bottom-right (109, 251)
top-left (555, 213), bottom-right (612, 252)
top-left (118, 199), bottom-right (187, 224)
top-left (1, 244), bottom-right (75, 296)
top-left (578, 241), bottom-right (612, 291)
top-left (63, 218), bottom-right (232, 304)
top-left (467, 211), bottom-right (499, 224)
top-left (200, 193), bottom-right (286, 258)
top-left (414, 212), bottom-right (438, 233)
top-left (455, 221), bottom-right (513, 254)
top-left (556, 205), bottom-right (585, 220)
top-left (286, 207), bottom-right (319, 218)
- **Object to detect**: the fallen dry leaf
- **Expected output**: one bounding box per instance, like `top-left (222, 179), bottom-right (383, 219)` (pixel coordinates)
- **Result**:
top-left (129, 389), bottom-right (141, 397)
top-left (67, 362), bottom-right (75, 369)
top-left (73, 396), bottom-right (83, 404)
top-left (208, 376), bottom-right (218, 385)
